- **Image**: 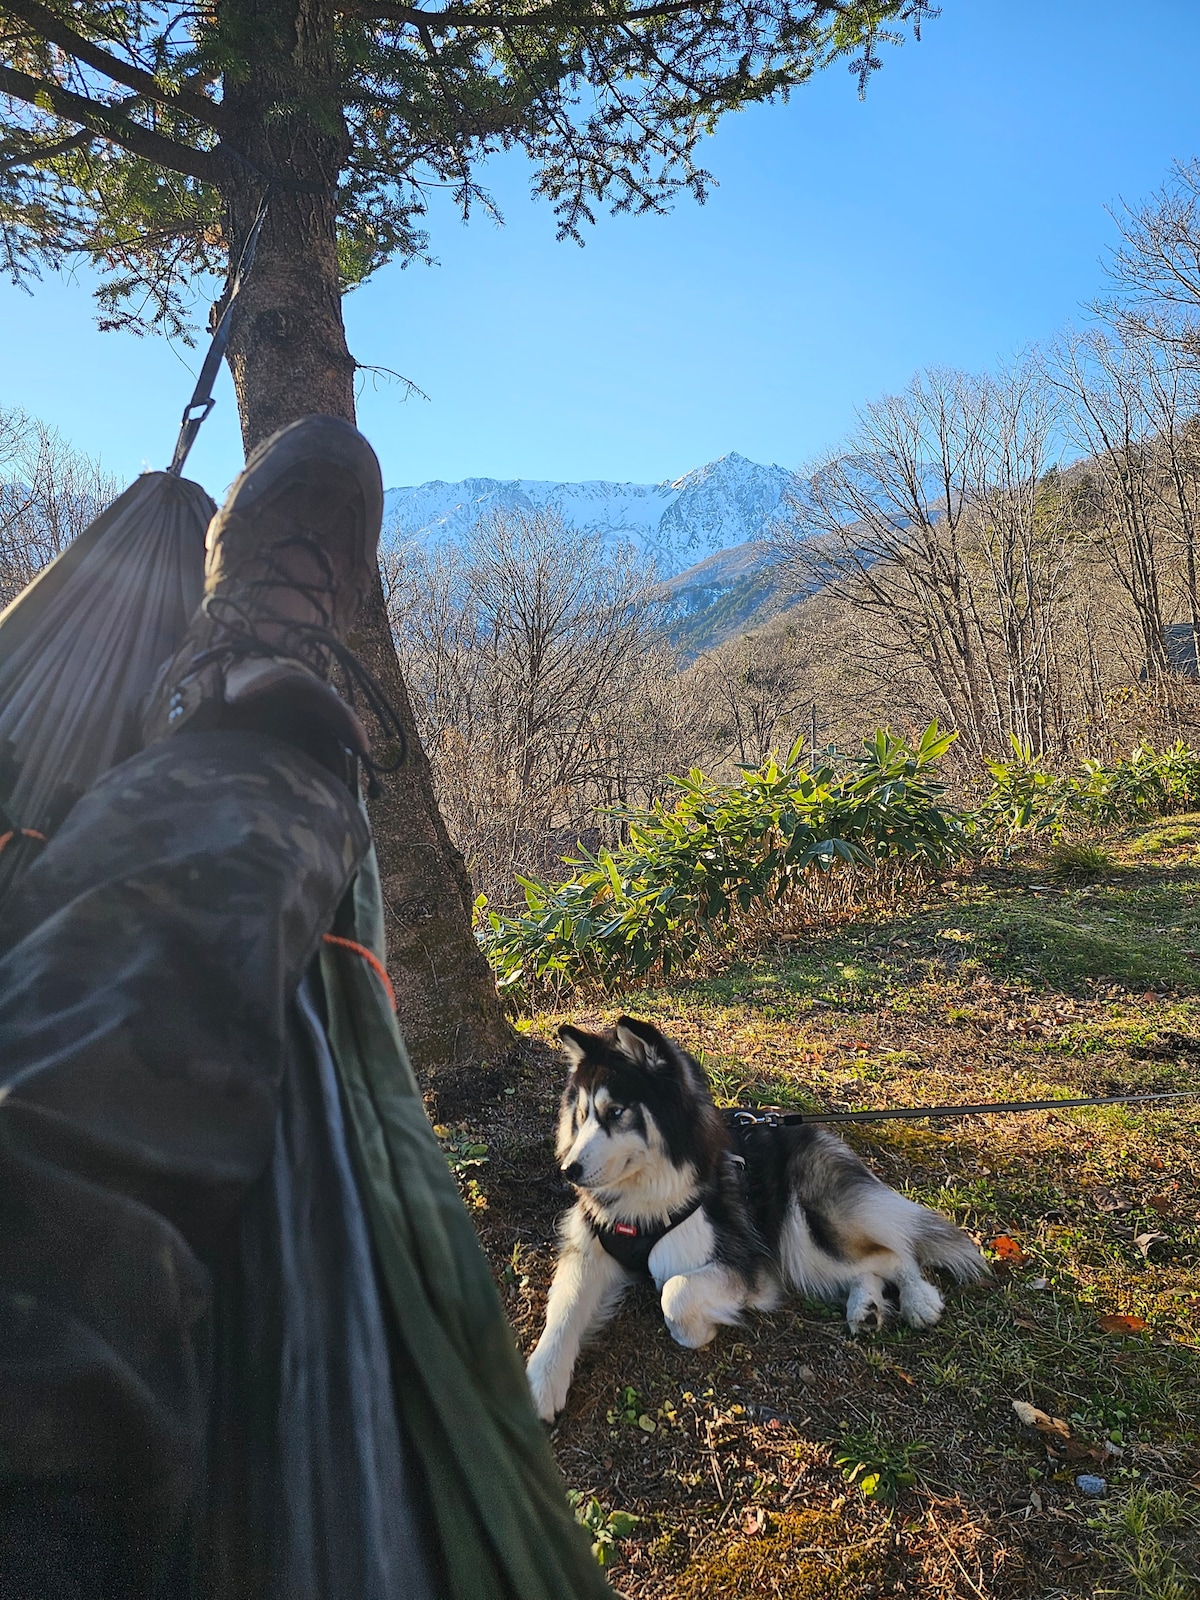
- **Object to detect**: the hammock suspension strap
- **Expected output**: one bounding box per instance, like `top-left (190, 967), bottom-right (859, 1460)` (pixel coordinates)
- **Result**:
top-left (168, 194), bottom-right (271, 477)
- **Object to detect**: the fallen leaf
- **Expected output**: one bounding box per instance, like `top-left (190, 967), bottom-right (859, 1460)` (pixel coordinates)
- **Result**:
top-left (1133, 1231), bottom-right (1167, 1260)
top-left (992, 1234), bottom-right (1030, 1264)
top-left (740, 1507), bottom-right (769, 1537)
top-left (1148, 1195), bottom-right (1173, 1216)
top-left (1011, 1401), bottom-right (1103, 1463)
top-left (1029, 1277), bottom-right (1050, 1290)
top-left (1012, 1400), bottom-right (1072, 1449)
top-left (1097, 1314), bottom-right (1148, 1334)
top-left (1147, 1155), bottom-right (1166, 1172)
top-left (1050, 1543), bottom-right (1090, 1570)
top-left (1013, 1315), bottom-right (1041, 1332)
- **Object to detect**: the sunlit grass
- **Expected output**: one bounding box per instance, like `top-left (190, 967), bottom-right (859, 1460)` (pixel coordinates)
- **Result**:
top-left (498, 815), bottom-right (1200, 1598)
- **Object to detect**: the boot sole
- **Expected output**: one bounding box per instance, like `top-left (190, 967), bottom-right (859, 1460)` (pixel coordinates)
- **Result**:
top-left (225, 416), bottom-right (383, 541)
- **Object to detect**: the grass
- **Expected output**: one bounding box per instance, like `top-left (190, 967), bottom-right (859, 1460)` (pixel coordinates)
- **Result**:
top-left (1049, 840), bottom-right (1120, 884)
top-left (448, 813), bottom-right (1200, 1599)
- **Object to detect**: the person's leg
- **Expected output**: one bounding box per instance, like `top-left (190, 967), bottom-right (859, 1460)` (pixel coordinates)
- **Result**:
top-left (0, 415), bottom-right (396, 1597)
top-left (0, 729), bottom-right (369, 1596)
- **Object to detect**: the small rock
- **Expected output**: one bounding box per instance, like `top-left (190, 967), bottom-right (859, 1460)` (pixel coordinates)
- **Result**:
top-left (795, 1366), bottom-right (816, 1384)
top-left (1075, 1474), bottom-right (1106, 1497)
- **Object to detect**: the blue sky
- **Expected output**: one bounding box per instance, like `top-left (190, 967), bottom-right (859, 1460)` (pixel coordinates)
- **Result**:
top-left (2, 0), bottom-right (1198, 494)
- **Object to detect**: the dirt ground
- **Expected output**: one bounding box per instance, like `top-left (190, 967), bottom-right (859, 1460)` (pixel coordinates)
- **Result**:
top-left (436, 819), bottom-right (1200, 1599)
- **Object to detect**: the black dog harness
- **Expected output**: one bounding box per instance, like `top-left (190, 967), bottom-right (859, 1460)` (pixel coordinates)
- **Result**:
top-left (588, 1196), bottom-right (706, 1275)
top-left (586, 1123), bottom-right (757, 1275)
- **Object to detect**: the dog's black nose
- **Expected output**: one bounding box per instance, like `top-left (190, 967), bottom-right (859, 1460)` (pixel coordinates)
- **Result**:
top-left (562, 1161), bottom-right (583, 1183)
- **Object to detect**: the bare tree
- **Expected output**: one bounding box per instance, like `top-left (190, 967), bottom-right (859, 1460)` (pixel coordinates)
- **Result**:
top-left (385, 510), bottom-right (670, 902)
top-left (0, 407), bottom-right (119, 607)
top-left (1101, 158), bottom-right (1200, 362)
top-left (1050, 327), bottom-right (1200, 688)
top-left (689, 616), bottom-right (821, 768)
top-left (772, 364), bottom-right (1078, 758)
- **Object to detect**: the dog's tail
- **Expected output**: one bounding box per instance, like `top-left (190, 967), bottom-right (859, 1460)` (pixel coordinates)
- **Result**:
top-left (913, 1212), bottom-right (988, 1282)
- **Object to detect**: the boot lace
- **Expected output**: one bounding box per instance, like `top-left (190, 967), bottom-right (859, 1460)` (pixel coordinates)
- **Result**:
top-left (194, 533), bottom-right (408, 793)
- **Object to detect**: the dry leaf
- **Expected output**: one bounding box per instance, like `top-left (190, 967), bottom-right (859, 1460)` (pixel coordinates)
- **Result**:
top-left (1134, 1232), bottom-right (1167, 1259)
top-left (1148, 1195), bottom-right (1173, 1216)
top-left (1097, 1313), bottom-right (1148, 1334)
top-left (1011, 1401), bottom-right (1103, 1463)
top-left (992, 1234), bottom-right (1030, 1264)
top-left (740, 1507), bottom-right (769, 1537)
top-left (1050, 1543), bottom-right (1090, 1570)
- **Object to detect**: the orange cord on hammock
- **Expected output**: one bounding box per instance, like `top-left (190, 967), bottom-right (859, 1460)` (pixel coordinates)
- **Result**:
top-left (322, 933), bottom-right (396, 1012)
top-left (0, 828), bottom-right (46, 856)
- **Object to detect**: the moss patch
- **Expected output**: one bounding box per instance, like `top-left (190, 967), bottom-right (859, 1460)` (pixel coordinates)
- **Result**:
top-left (672, 1510), bottom-right (871, 1599)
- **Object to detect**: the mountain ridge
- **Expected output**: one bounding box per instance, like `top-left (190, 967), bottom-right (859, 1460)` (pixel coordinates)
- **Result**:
top-left (383, 450), bottom-right (801, 578)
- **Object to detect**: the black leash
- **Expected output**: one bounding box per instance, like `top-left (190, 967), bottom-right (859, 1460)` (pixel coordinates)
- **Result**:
top-left (725, 1089), bottom-right (1199, 1129)
top-left (168, 194), bottom-right (271, 476)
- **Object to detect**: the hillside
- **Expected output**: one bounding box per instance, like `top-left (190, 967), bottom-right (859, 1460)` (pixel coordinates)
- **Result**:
top-left (658, 540), bottom-right (805, 659)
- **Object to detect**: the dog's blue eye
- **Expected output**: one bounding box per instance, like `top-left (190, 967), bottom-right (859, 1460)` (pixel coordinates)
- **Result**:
top-left (610, 1106), bottom-right (626, 1121)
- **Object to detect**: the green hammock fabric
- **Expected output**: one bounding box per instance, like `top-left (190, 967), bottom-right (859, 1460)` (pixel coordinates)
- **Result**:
top-left (0, 457), bottom-right (610, 1594)
top-left (320, 848), bottom-right (614, 1600)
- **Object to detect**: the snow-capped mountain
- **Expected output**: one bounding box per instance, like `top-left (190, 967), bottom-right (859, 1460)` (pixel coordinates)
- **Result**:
top-left (383, 451), bottom-right (802, 577)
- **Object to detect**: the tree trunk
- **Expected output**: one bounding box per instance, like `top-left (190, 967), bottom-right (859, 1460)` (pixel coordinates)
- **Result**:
top-left (217, 0), bottom-right (511, 1082)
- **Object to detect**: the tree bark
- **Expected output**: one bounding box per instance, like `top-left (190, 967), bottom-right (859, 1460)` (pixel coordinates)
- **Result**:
top-left (216, 0), bottom-right (511, 1081)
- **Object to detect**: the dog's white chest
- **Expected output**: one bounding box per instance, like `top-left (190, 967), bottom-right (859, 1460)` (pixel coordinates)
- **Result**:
top-left (647, 1208), bottom-right (715, 1286)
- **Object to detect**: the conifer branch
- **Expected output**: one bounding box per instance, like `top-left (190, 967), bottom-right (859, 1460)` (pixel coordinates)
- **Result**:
top-left (0, 0), bottom-right (230, 131)
top-left (354, 0), bottom-right (702, 32)
top-left (0, 124), bottom-right (95, 172)
top-left (0, 63), bottom-right (220, 180)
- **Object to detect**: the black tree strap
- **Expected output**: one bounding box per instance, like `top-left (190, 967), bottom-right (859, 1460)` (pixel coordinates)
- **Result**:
top-left (725, 1089), bottom-right (1199, 1129)
top-left (168, 194), bottom-right (271, 477)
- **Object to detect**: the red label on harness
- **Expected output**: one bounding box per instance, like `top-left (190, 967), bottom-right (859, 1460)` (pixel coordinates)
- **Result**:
top-left (613, 1222), bottom-right (638, 1237)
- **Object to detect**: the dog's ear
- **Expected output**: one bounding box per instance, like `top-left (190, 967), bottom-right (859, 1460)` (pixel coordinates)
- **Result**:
top-left (557, 1024), bottom-right (595, 1070)
top-left (615, 1015), bottom-right (671, 1071)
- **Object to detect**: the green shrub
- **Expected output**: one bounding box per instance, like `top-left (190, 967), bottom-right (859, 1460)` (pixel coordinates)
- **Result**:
top-left (477, 723), bottom-right (967, 996)
top-left (978, 738), bottom-right (1200, 841)
top-left (475, 727), bottom-right (1200, 1001)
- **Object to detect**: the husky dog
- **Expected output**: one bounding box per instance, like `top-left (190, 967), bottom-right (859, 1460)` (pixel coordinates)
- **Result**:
top-left (526, 1016), bottom-right (986, 1422)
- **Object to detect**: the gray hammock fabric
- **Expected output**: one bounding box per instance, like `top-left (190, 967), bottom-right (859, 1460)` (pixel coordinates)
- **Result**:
top-left (0, 469), bottom-right (612, 1599)
top-left (0, 471), bottom-right (212, 901)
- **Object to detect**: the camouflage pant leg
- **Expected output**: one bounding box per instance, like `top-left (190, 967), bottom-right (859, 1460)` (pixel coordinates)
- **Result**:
top-left (0, 730), bottom-right (369, 1595)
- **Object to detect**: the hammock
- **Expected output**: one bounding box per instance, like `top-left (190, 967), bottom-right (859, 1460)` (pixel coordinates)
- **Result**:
top-left (0, 471), bottom-right (212, 902)
top-left (0, 410), bottom-right (610, 1593)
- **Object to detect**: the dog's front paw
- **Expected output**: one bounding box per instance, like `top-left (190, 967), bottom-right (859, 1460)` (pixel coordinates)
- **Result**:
top-left (526, 1353), bottom-right (570, 1423)
top-left (845, 1282), bottom-right (887, 1336)
top-left (899, 1278), bottom-right (944, 1329)
top-left (661, 1274), bottom-right (718, 1349)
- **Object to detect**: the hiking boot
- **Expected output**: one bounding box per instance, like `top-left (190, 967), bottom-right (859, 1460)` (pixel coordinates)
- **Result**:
top-left (143, 416), bottom-right (383, 769)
